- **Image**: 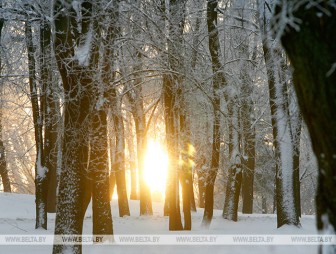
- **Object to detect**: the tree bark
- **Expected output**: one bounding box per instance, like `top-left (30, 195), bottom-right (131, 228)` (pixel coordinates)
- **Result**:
top-left (179, 92), bottom-right (192, 229)
top-left (163, 73), bottom-right (183, 230)
top-left (25, 20), bottom-right (48, 230)
top-left (276, 2), bottom-right (336, 250)
top-left (40, 20), bottom-right (58, 214)
top-left (53, 2), bottom-right (102, 253)
top-left (241, 46), bottom-right (256, 215)
top-left (223, 103), bottom-right (242, 222)
top-left (90, 105), bottom-right (113, 236)
top-left (0, 5), bottom-right (11, 193)
top-left (202, 0), bottom-right (226, 227)
top-left (258, 1), bottom-right (300, 228)
top-left (110, 89), bottom-right (130, 217)
top-left (126, 112), bottom-right (138, 200)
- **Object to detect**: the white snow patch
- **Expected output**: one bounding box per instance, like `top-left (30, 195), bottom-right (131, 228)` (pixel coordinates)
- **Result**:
top-left (95, 97), bottom-right (107, 110)
top-left (37, 152), bottom-right (48, 179)
top-left (74, 26), bottom-right (93, 66)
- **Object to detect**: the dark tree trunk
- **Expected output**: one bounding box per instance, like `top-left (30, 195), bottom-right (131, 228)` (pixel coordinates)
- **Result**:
top-left (126, 113), bottom-right (138, 200)
top-left (241, 49), bottom-right (256, 215)
top-left (0, 9), bottom-right (11, 193)
top-left (196, 156), bottom-right (206, 208)
top-left (53, 2), bottom-right (98, 253)
top-left (276, 2), bottom-right (336, 248)
top-left (163, 73), bottom-right (183, 231)
top-left (110, 89), bottom-right (130, 217)
top-left (202, 0), bottom-right (226, 227)
top-left (241, 124), bottom-right (255, 214)
top-left (90, 106), bottom-right (113, 236)
top-left (135, 116), bottom-right (153, 215)
top-left (163, 0), bottom-right (188, 231)
top-left (40, 20), bottom-right (58, 214)
top-left (25, 21), bottom-right (48, 230)
top-left (189, 174), bottom-right (197, 212)
top-left (290, 104), bottom-right (302, 217)
top-left (179, 95), bottom-right (192, 229)
top-left (0, 139), bottom-right (10, 192)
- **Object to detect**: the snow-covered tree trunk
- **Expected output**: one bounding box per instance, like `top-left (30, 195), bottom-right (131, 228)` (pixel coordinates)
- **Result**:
top-left (275, 2), bottom-right (336, 253)
top-left (258, 0), bottom-right (300, 228)
top-left (53, 1), bottom-right (103, 253)
top-left (223, 103), bottom-right (242, 221)
top-left (25, 20), bottom-right (48, 230)
top-left (273, 68), bottom-right (300, 227)
top-left (90, 99), bottom-right (113, 236)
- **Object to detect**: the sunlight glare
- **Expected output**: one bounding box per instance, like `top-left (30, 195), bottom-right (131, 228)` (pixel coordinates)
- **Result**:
top-left (144, 140), bottom-right (169, 198)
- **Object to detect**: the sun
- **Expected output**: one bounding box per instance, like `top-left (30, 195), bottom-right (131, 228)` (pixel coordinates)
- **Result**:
top-left (143, 140), bottom-right (169, 199)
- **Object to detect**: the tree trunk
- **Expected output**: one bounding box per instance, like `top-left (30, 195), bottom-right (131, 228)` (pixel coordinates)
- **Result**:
top-left (202, 0), bottom-right (226, 227)
top-left (196, 156), bottom-right (206, 208)
top-left (25, 20), bottom-right (48, 230)
top-left (163, 0), bottom-right (188, 231)
top-left (0, 8), bottom-right (11, 193)
top-left (110, 89), bottom-right (130, 217)
top-left (90, 105), bottom-right (113, 236)
top-left (53, 2), bottom-right (95, 253)
top-left (40, 20), bottom-right (58, 214)
top-left (258, 2), bottom-right (300, 228)
top-left (241, 109), bottom-right (255, 214)
top-left (241, 48), bottom-right (256, 215)
top-left (223, 103), bottom-right (242, 222)
top-left (276, 2), bottom-right (336, 251)
top-left (100, 0), bottom-right (129, 217)
top-left (163, 74), bottom-right (183, 231)
top-left (179, 93), bottom-right (192, 229)
top-left (126, 112), bottom-right (138, 200)
top-left (289, 93), bottom-right (302, 217)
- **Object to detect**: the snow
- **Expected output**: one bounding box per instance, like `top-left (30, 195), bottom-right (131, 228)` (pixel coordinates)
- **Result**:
top-left (74, 26), bottom-right (93, 66)
top-left (0, 192), bottom-right (320, 254)
top-left (36, 152), bottom-right (48, 179)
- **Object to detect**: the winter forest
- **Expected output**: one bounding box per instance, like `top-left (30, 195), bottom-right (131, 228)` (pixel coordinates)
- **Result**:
top-left (0, 0), bottom-right (335, 254)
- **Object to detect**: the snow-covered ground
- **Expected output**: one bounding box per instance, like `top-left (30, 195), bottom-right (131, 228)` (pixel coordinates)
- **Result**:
top-left (0, 193), bottom-right (320, 254)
